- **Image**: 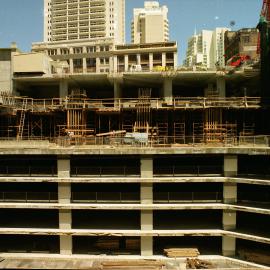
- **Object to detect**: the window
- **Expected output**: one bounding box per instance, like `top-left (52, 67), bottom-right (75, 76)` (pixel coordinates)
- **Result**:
top-left (48, 49), bottom-right (57, 55)
top-left (74, 47), bottom-right (83, 54)
top-left (242, 36), bottom-right (250, 44)
top-left (87, 46), bottom-right (96, 53)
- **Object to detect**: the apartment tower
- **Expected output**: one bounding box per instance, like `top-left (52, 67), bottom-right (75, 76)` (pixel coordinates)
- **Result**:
top-left (132, 1), bottom-right (169, 44)
top-left (44, 0), bottom-right (125, 44)
top-left (185, 27), bottom-right (230, 69)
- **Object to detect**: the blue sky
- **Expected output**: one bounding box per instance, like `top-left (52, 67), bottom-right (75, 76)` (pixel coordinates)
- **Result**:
top-left (0, 0), bottom-right (262, 63)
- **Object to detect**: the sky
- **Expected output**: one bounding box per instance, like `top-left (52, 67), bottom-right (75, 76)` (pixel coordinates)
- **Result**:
top-left (0, 0), bottom-right (262, 63)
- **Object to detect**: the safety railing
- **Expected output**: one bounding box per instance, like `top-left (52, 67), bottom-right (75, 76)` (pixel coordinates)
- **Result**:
top-left (154, 166), bottom-right (223, 176)
top-left (71, 192), bottom-right (140, 203)
top-left (53, 135), bottom-right (270, 148)
top-left (153, 191), bottom-right (222, 203)
top-left (0, 166), bottom-right (57, 176)
top-left (71, 166), bottom-right (140, 177)
top-left (0, 95), bottom-right (262, 112)
top-left (0, 192), bottom-right (58, 203)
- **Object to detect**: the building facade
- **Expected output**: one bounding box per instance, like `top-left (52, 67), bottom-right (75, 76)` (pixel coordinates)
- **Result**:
top-left (31, 40), bottom-right (178, 74)
top-left (131, 1), bottom-right (169, 44)
top-left (1, 60), bottom-right (270, 268)
top-left (44, 0), bottom-right (125, 44)
top-left (185, 28), bottom-right (230, 69)
top-left (0, 43), bottom-right (19, 94)
top-left (224, 28), bottom-right (259, 63)
top-left (184, 30), bottom-right (213, 68)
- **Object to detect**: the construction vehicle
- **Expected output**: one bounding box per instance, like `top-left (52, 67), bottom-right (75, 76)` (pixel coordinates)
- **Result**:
top-left (257, 0), bottom-right (270, 101)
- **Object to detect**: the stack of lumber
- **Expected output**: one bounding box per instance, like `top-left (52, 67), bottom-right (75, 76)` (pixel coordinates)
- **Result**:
top-left (186, 258), bottom-right (213, 269)
top-left (101, 260), bottom-right (164, 270)
top-left (164, 248), bottom-right (200, 258)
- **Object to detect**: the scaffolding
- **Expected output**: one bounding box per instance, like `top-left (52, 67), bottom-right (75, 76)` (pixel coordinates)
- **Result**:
top-left (0, 91), bottom-right (263, 146)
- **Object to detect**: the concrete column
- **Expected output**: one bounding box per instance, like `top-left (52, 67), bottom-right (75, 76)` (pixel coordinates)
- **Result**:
top-left (140, 156), bottom-right (153, 256)
top-left (223, 183), bottom-right (237, 204)
top-left (82, 58), bottom-right (87, 74)
top-left (163, 77), bottom-right (173, 104)
top-left (109, 56), bottom-right (114, 73)
top-left (124, 55), bottom-right (129, 72)
top-left (162, 52), bottom-right (166, 67)
top-left (222, 236), bottom-right (236, 257)
top-left (113, 56), bottom-right (118, 73)
top-left (114, 81), bottom-right (121, 99)
top-left (137, 54), bottom-right (141, 65)
top-left (57, 157), bottom-right (72, 255)
top-left (69, 59), bottom-right (73, 74)
top-left (173, 52), bottom-right (178, 69)
top-left (224, 155), bottom-right (238, 177)
top-left (204, 83), bottom-right (214, 97)
top-left (216, 76), bottom-right (226, 97)
top-left (59, 208), bottom-right (72, 255)
top-left (96, 57), bottom-right (100, 73)
top-left (58, 158), bottom-right (70, 178)
top-left (149, 53), bottom-right (153, 71)
top-left (223, 210), bottom-right (236, 230)
top-left (59, 80), bottom-right (68, 98)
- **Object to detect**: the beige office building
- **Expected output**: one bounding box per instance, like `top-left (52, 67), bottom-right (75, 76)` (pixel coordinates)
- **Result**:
top-left (44, 0), bottom-right (125, 44)
top-left (132, 1), bottom-right (169, 44)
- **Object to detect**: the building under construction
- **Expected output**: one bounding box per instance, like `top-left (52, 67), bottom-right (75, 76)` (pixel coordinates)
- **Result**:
top-left (0, 0), bottom-right (270, 268)
top-left (0, 52), bottom-right (270, 268)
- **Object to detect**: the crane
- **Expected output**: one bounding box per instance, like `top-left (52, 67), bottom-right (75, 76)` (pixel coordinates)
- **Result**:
top-left (258, 0), bottom-right (270, 101)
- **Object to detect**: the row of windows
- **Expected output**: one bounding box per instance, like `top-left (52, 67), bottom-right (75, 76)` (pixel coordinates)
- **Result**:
top-left (47, 45), bottom-right (110, 56)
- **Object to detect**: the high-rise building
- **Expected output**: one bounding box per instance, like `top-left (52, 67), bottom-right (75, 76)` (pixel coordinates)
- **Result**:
top-left (44, 0), bottom-right (125, 44)
top-left (131, 1), bottom-right (169, 44)
top-left (184, 30), bottom-right (213, 68)
top-left (211, 27), bottom-right (230, 68)
top-left (184, 27), bottom-right (230, 69)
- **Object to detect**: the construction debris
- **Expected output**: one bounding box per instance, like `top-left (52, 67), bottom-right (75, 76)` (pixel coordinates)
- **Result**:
top-left (186, 258), bottom-right (214, 269)
top-left (164, 248), bottom-right (200, 258)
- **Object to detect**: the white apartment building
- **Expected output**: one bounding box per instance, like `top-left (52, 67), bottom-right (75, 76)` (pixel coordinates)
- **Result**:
top-left (185, 27), bottom-right (230, 69)
top-left (185, 30), bottom-right (213, 68)
top-left (131, 1), bottom-right (169, 44)
top-left (44, 0), bottom-right (125, 44)
top-left (211, 27), bottom-right (230, 68)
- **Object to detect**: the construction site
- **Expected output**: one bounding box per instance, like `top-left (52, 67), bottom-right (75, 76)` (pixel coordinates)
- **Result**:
top-left (0, 0), bottom-right (270, 269)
